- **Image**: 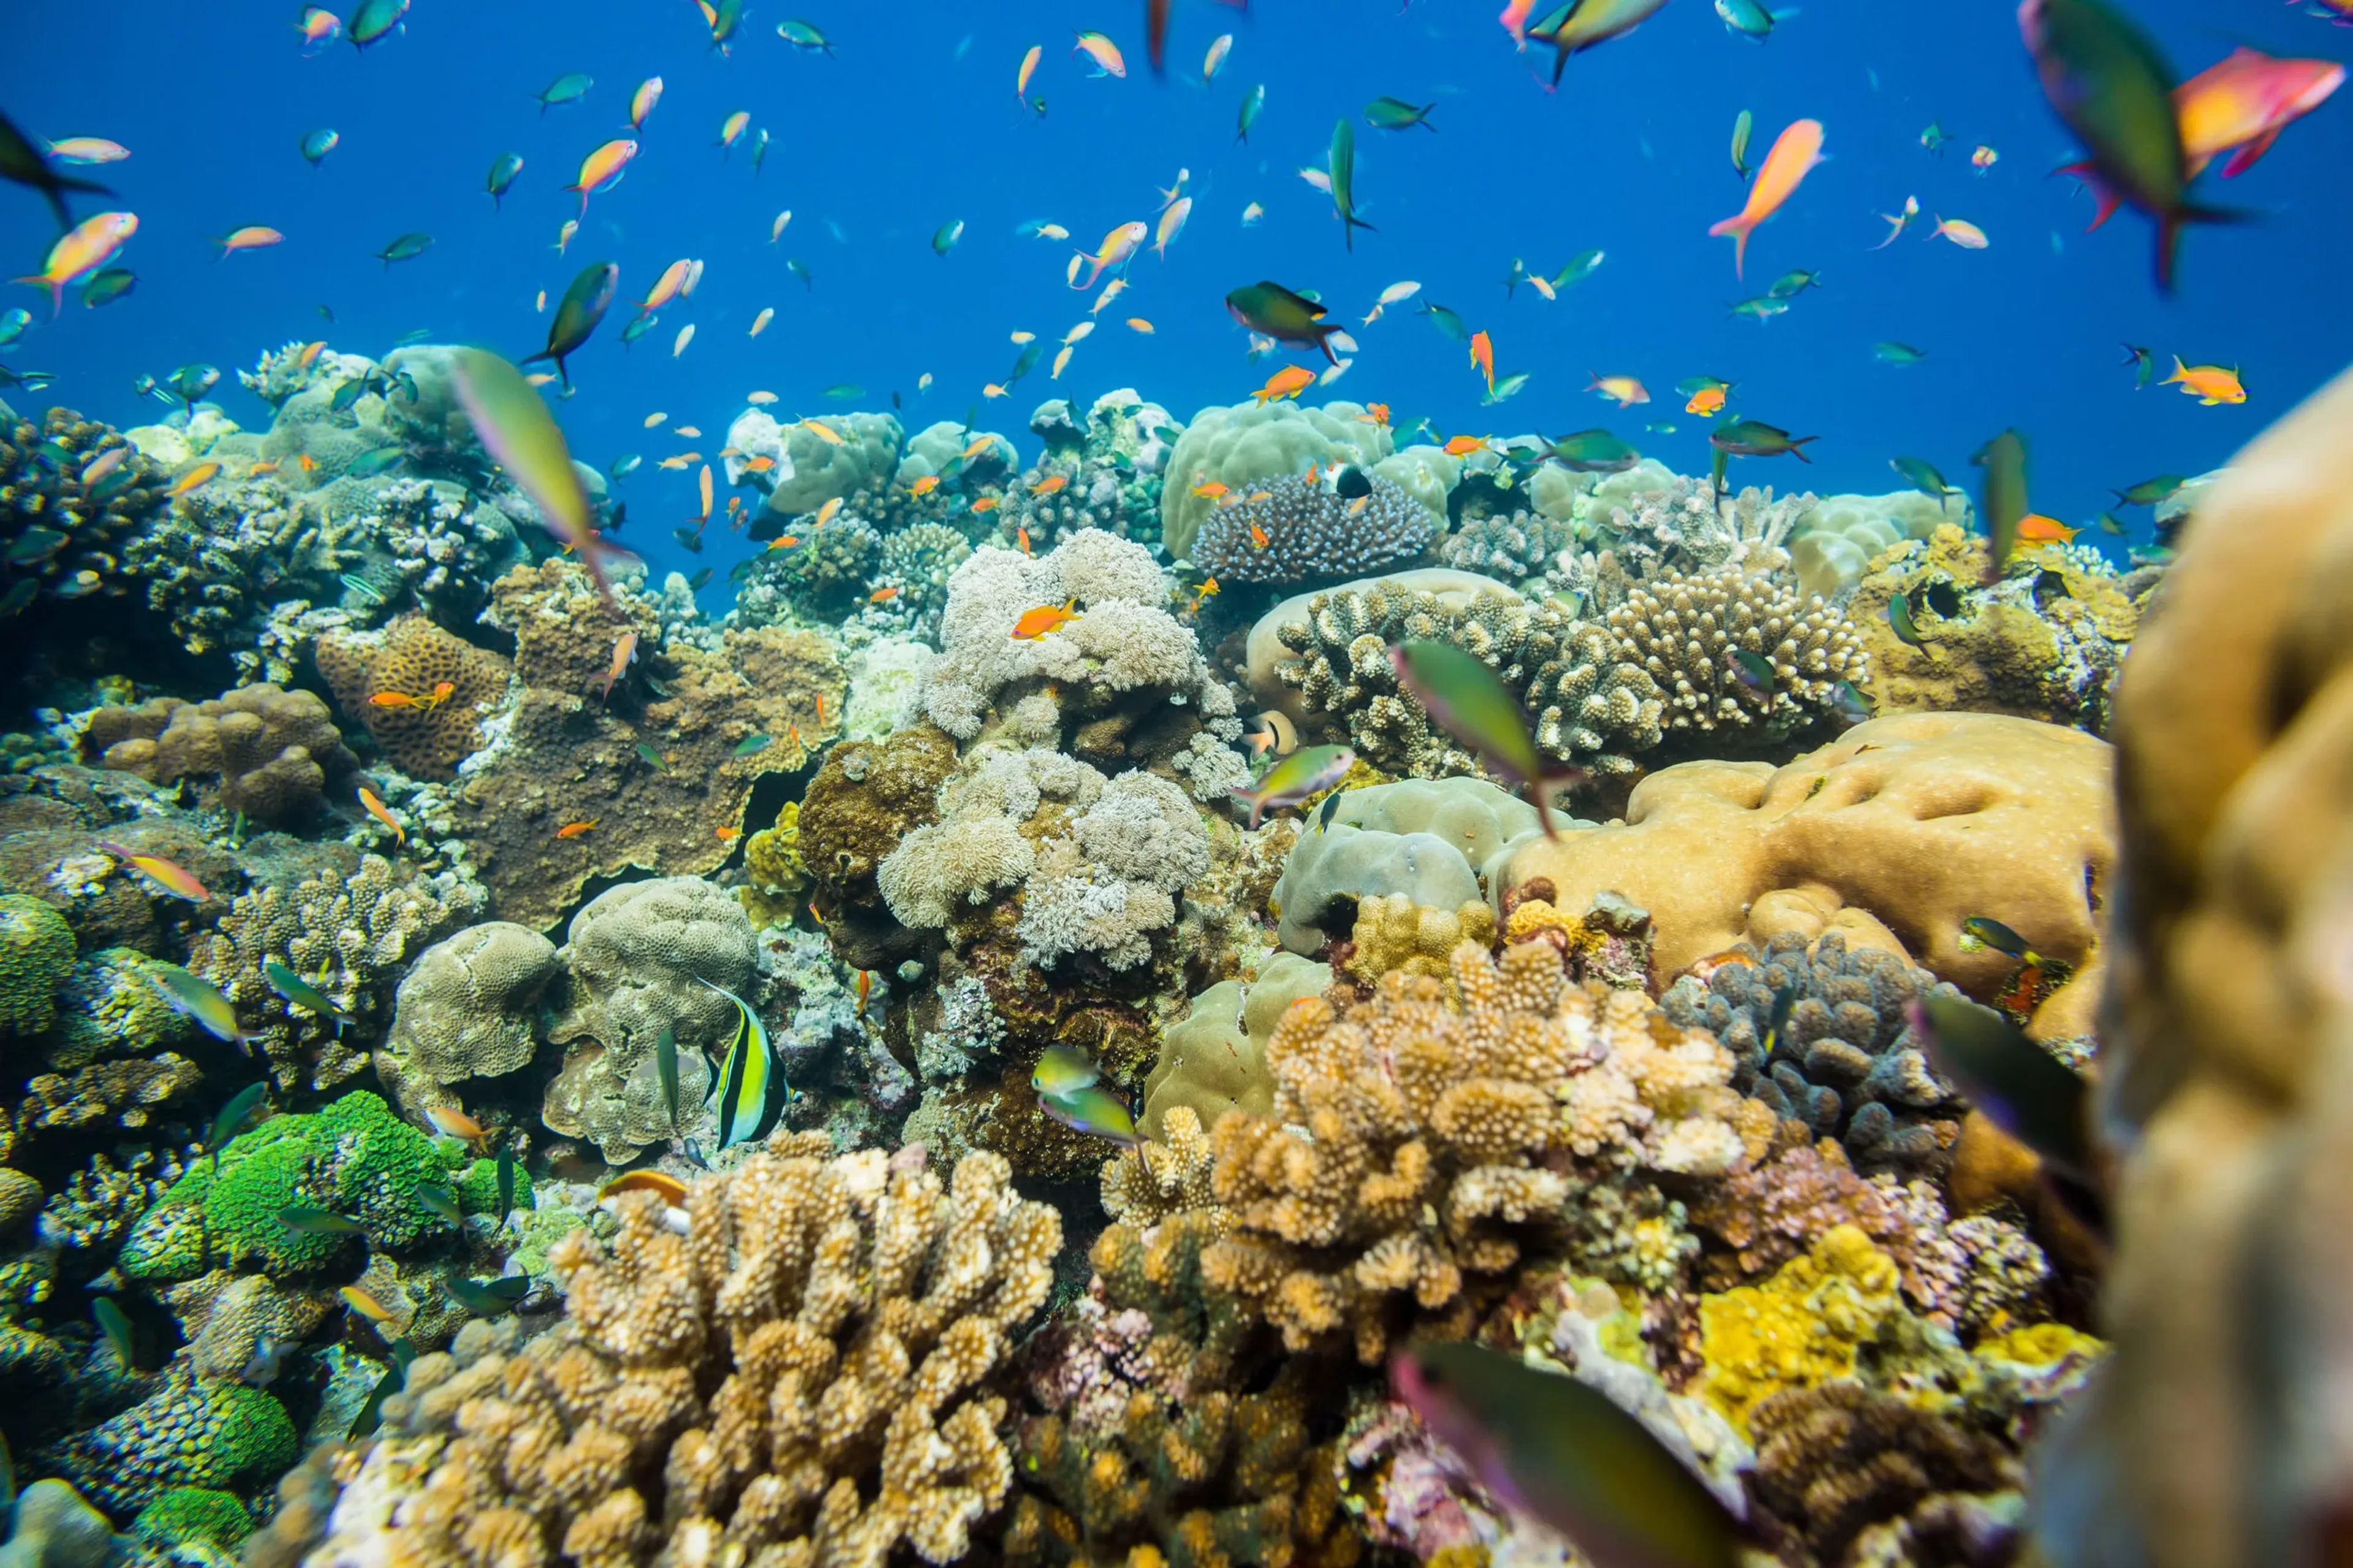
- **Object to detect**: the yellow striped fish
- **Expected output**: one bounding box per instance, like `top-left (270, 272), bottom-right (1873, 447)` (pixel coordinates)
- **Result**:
top-left (697, 977), bottom-right (794, 1147)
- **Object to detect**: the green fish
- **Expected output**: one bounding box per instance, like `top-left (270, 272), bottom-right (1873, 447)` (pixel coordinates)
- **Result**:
top-left (328, 377), bottom-right (369, 412)
top-left (1391, 640), bottom-right (1572, 836)
top-left (787, 257), bottom-right (812, 290)
top-left (1762, 983), bottom-right (1796, 1056)
top-left (6, 528), bottom-right (66, 564)
top-left (1726, 296), bottom-right (1788, 322)
top-left (417, 1183), bottom-right (461, 1225)
top-left (1922, 119), bottom-right (1948, 154)
top-left (1480, 372), bottom-right (1532, 406)
top-left (1551, 249), bottom-right (1605, 289)
top-left (1230, 744), bottom-right (1355, 830)
top-left (1710, 419), bottom-right (1815, 461)
top-left (1916, 994), bottom-right (2092, 1180)
top-left (0, 107), bottom-right (112, 232)
top-left (0, 580), bottom-right (36, 619)
top-left (0, 308), bottom-right (28, 346)
top-left (1873, 341), bottom-right (1927, 365)
top-left (1766, 268), bottom-right (1821, 298)
top-left (348, 0), bottom-right (410, 49)
top-left (496, 1145), bottom-right (517, 1227)
top-left (824, 383), bottom-right (865, 400)
top-left (486, 151), bottom-right (525, 208)
top-left (610, 455), bottom-right (642, 480)
top-left (300, 128), bottom-right (340, 166)
top-left (349, 1358), bottom-right (405, 1439)
top-left (1960, 915), bottom-right (2043, 965)
top-left (1725, 648), bottom-right (1773, 690)
top-left (443, 1276), bottom-right (529, 1317)
top-left (526, 260), bottom-right (620, 390)
top-left (374, 231), bottom-right (433, 267)
top-left (2020, 0), bottom-right (2239, 292)
top-left (531, 73), bottom-right (594, 113)
top-left (2110, 473), bottom-right (2184, 507)
top-left (620, 314), bottom-right (661, 347)
top-left (688, 567), bottom-right (713, 591)
top-left (1417, 300), bottom-right (1469, 344)
top-left (732, 734), bottom-right (772, 756)
top-left (673, 527), bottom-right (705, 554)
top-left (1237, 82), bottom-right (1266, 142)
top-left (278, 1205), bottom-right (365, 1235)
top-left (143, 961), bottom-right (256, 1051)
top-left (263, 958), bottom-right (353, 1032)
top-left (168, 362), bottom-right (219, 409)
top-left (1972, 428), bottom-right (2029, 582)
top-left (0, 368), bottom-right (56, 394)
top-left (700, 977), bottom-right (790, 1149)
top-left (1031, 1044), bottom-right (1103, 1099)
top-left (2121, 341), bottom-right (2154, 388)
top-left (2095, 511), bottom-right (2129, 536)
top-left (346, 447), bottom-right (407, 479)
top-left (93, 1296), bottom-right (136, 1370)
top-left (1545, 429), bottom-right (1640, 474)
top-left (448, 348), bottom-right (610, 600)
top-left (635, 742), bottom-right (669, 772)
top-left (393, 326), bottom-right (431, 346)
top-left (1526, 0), bottom-right (1673, 85)
top-left (775, 18), bottom-right (835, 53)
top-left (1039, 1083), bottom-right (1139, 1147)
top-left (339, 572), bottom-right (387, 603)
top-left (931, 219), bottom-right (964, 257)
top-left (1675, 375), bottom-right (1735, 400)
top-left (1224, 281), bottom-right (1344, 364)
top-left (1326, 118), bottom-right (1376, 252)
top-left (709, 0), bottom-right (746, 49)
top-left (750, 129), bottom-right (771, 173)
top-left (1364, 96), bottom-right (1436, 132)
top-left (1391, 1343), bottom-right (1746, 1568)
top-left (657, 1025), bottom-right (681, 1130)
top-left (1716, 0), bottom-right (1793, 40)
top-left (1890, 456), bottom-right (1953, 496)
top-left (1730, 108), bottom-right (1753, 180)
top-left (1829, 681), bottom-right (1874, 724)
top-left (80, 267), bottom-right (134, 308)
top-left (1887, 591), bottom-right (1925, 649)
top-left (207, 1081), bottom-right (269, 1172)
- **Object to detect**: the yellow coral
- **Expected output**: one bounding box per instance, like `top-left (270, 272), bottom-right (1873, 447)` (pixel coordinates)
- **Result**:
top-left (738, 798), bottom-right (809, 928)
top-left (1976, 1320), bottom-right (2106, 1369)
top-left (1344, 895), bottom-right (1496, 983)
top-left (1697, 1223), bottom-right (1904, 1436)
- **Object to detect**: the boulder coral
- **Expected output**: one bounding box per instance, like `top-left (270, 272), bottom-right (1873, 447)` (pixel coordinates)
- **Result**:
top-left (378, 920), bottom-right (561, 1108)
top-left (1139, 952), bottom-right (1332, 1139)
top-left (314, 615), bottom-right (512, 779)
top-left (82, 684), bottom-right (358, 823)
top-left (1159, 399), bottom-right (1399, 562)
top-left (1269, 776), bottom-right (1539, 954)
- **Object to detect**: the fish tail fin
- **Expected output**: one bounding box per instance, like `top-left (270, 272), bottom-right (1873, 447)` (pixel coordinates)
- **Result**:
top-left (1789, 436), bottom-right (1817, 462)
top-left (14, 277), bottom-right (61, 319)
top-left (1706, 214), bottom-right (1753, 278)
top-left (2154, 202), bottom-right (2251, 295)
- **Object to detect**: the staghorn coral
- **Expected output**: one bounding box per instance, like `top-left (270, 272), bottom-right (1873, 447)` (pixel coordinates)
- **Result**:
top-left (188, 848), bottom-right (486, 1093)
top-left (1202, 941), bottom-right (1749, 1363)
top-left (1605, 564), bottom-right (1868, 757)
top-left (314, 613), bottom-right (513, 779)
top-left (377, 920), bottom-right (560, 1105)
top-left (0, 407), bottom-right (173, 632)
top-left (291, 1138), bottom-right (1060, 1568)
top-left (1192, 471), bottom-right (1433, 586)
top-left (1662, 929), bottom-right (1966, 1173)
top-left (1437, 508), bottom-right (1582, 590)
top-left (81, 684), bottom-right (357, 824)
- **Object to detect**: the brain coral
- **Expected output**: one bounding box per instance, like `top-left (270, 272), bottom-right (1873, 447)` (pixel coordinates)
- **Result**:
top-left (83, 684), bottom-right (359, 824)
top-left (314, 615), bottom-right (512, 779)
top-left (379, 920), bottom-right (561, 1103)
top-left (1192, 471), bottom-right (1434, 586)
top-left (1161, 400), bottom-right (1397, 561)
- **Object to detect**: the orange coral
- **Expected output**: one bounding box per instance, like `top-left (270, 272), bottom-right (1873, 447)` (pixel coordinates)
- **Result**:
top-left (316, 616), bottom-right (511, 779)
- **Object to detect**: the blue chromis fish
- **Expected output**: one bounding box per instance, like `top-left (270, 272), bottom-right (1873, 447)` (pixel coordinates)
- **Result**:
top-left (300, 128), bottom-right (339, 166)
top-left (1326, 119), bottom-right (1375, 252)
top-left (1390, 1341), bottom-right (1745, 1568)
top-left (700, 976), bottom-right (794, 1148)
top-left (207, 1081), bottom-right (268, 1171)
top-left (1038, 1083), bottom-right (1138, 1148)
top-left (1874, 341), bottom-right (1927, 365)
top-left (1391, 640), bottom-right (1576, 837)
top-left (1229, 744), bottom-right (1354, 829)
top-left (1890, 456), bottom-right (1954, 497)
top-left (1237, 82), bottom-right (1266, 142)
top-left (262, 959), bottom-right (352, 1032)
top-left (1716, 0), bottom-right (1795, 39)
top-left (2121, 341), bottom-right (2154, 388)
top-left (1829, 681), bottom-right (1873, 724)
top-left (532, 72), bottom-right (593, 113)
top-left (485, 152), bottom-right (525, 208)
top-left (143, 961), bottom-right (257, 1051)
top-left (1726, 648), bottom-right (1773, 690)
top-left (1031, 1044), bottom-right (1102, 1098)
top-left (93, 1295), bottom-right (136, 1369)
top-left (931, 219), bottom-right (964, 257)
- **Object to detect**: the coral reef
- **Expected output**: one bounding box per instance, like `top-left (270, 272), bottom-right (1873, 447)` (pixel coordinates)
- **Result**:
top-left (314, 615), bottom-right (513, 779)
top-left (1269, 777), bottom-right (1538, 953)
top-left (1246, 567), bottom-right (1519, 730)
top-left (0, 408), bottom-right (172, 638)
top-left (1789, 488), bottom-right (1971, 599)
top-left (377, 920), bottom-right (560, 1105)
top-left (1140, 953), bottom-right (1332, 1138)
top-left (733, 512), bottom-right (884, 619)
top-left (42, 1368), bottom-right (296, 1517)
top-left (798, 724), bottom-right (959, 972)
top-left (270, 1139), bottom-right (1059, 1568)
top-left (82, 684), bottom-right (357, 824)
top-left (1436, 508), bottom-right (1581, 591)
top-left (1605, 565), bottom-right (1869, 757)
top-left (727, 407), bottom-right (904, 520)
top-left (1192, 471), bottom-right (1434, 586)
top-left (0, 894), bottom-right (74, 1037)
top-left (1161, 400), bottom-right (1400, 562)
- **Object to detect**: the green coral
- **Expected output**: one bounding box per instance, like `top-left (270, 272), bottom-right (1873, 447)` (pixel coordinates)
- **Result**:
top-left (452, 1154), bottom-right (533, 1218)
top-left (45, 1369), bottom-right (296, 1515)
top-left (47, 948), bottom-right (197, 1067)
top-left (0, 892), bottom-right (75, 1036)
top-left (317, 1089), bottom-right (444, 1249)
top-left (134, 1487), bottom-right (252, 1551)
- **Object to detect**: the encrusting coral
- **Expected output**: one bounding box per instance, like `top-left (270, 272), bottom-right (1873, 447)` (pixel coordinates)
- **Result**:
top-left (260, 1137), bottom-right (1062, 1568)
top-left (314, 615), bottom-right (513, 779)
top-left (82, 683), bottom-right (359, 825)
top-left (798, 724), bottom-right (959, 972)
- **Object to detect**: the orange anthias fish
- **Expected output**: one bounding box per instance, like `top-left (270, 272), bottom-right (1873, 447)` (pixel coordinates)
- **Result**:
top-left (1248, 520), bottom-right (1271, 548)
top-left (972, 496), bottom-right (1001, 513)
top-left (1254, 365), bottom-right (1316, 404)
top-left (856, 969), bottom-right (873, 1017)
top-left (565, 139), bottom-right (638, 221)
top-left (599, 1169), bottom-right (689, 1206)
top-left (2163, 358), bottom-right (2246, 404)
top-left (1029, 474), bottom-right (1069, 496)
top-left (1707, 118), bottom-right (1825, 278)
top-left (2016, 513), bottom-right (2079, 545)
top-left (357, 786), bottom-right (406, 847)
top-left (1686, 386), bottom-right (1727, 416)
top-left (94, 841), bottom-right (211, 902)
top-left (556, 820), bottom-right (597, 839)
top-left (1358, 403), bottom-right (1391, 428)
top-left (167, 462), bottom-right (221, 498)
top-left (1016, 525), bottom-right (1031, 555)
top-left (369, 690), bottom-right (421, 710)
top-left (1012, 599), bottom-right (1081, 640)
top-left (801, 419), bottom-right (847, 447)
top-left (910, 474), bottom-right (941, 498)
top-left (1469, 330), bottom-right (1495, 398)
top-left (869, 585), bottom-right (900, 603)
top-left (1588, 373), bottom-right (1650, 407)
top-left (15, 211), bottom-right (138, 318)
top-left (716, 825), bottom-right (741, 843)
top-left (1191, 480), bottom-right (1230, 499)
top-left (958, 434), bottom-right (996, 463)
top-left (814, 496), bottom-right (843, 528)
top-left (1442, 435), bottom-right (1491, 458)
top-left (425, 1105), bottom-right (485, 1142)
top-left (600, 629), bottom-right (637, 704)
top-left (422, 681), bottom-right (455, 710)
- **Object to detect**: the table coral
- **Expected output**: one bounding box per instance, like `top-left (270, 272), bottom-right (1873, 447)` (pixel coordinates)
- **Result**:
top-left (188, 848), bottom-right (485, 1093)
top-left (42, 1366), bottom-right (297, 1517)
top-left (284, 1138), bottom-right (1059, 1568)
top-left (1491, 712), bottom-right (2115, 1034)
top-left (81, 684), bottom-right (358, 824)
top-left (314, 615), bottom-right (512, 779)
top-left (1202, 940), bottom-right (1750, 1363)
top-left (377, 919), bottom-right (559, 1107)
top-left (798, 724), bottom-right (958, 972)
top-left (1193, 470), bottom-right (1434, 586)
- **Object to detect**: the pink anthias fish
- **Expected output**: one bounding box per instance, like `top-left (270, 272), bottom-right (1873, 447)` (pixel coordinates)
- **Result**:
top-left (295, 6), bottom-right (342, 55)
top-left (1707, 118), bottom-right (1825, 278)
top-left (14, 210), bottom-right (136, 317)
top-left (2064, 47), bottom-right (2344, 230)
top-left (565, 138), bottom-right (637, 221)
top-left (1069, 221), bottom-right (1147, 290)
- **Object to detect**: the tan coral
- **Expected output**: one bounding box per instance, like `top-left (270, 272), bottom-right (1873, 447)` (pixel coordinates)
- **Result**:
top-left (1491, 711), bottom-right (2113, 1037)
top-left (1604, 564), bottom-right (1867, 754)
top-left (293, 1136), bottom-right (1061, 1568)
top-left (81, 684), bottom-right (358, 823)
top-left (315, 615), bottom-right (512, 779)
top-left (1343, 895), bottom-right (1495, 983)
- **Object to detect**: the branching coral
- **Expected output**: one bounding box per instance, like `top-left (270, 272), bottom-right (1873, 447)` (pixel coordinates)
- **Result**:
top-left (121, 473), bottom-right (368, 662)
top-left (1436, 509), bottom-right (1581, 589)
top-left (0, 407), bottom-right (172, 632)
top-left (82, 684), bottom-right (358, 823)
top-left (1202, 941), bottom-right (1751, 1363)
top-left (1523, 615), bottom-right (1668, 778)
top-left (1604, 565), bottom-right (1867, 756)
top-left (188, 849), bottom-right (487, 1093)
top-left (315, 615), bottom-right (512, 779)
top-left (286, 1138), bottom-right (1060, 1568)
top-left (1193, 471), bottom-right (1433, 586)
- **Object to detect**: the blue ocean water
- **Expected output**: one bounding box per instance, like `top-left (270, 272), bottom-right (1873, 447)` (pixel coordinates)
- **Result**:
top-left (8, 0), bottom-right (2346, 593)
